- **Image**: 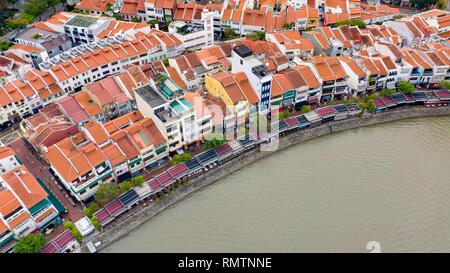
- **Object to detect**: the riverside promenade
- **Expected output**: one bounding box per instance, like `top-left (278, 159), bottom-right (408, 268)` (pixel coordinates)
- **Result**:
top-left (78, 105), bottom-right (450, 253)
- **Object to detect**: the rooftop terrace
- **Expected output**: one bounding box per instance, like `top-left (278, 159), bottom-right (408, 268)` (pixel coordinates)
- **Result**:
top-left (134, 84), bottom-right (167, 108)
top-left (66, 15), bottom-right (98, 27)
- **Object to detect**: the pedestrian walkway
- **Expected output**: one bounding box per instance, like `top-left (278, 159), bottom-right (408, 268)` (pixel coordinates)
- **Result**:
top-left (8, 139), bottom-right (48, 178)
top-left (40, 172), bottom-right (85, 223)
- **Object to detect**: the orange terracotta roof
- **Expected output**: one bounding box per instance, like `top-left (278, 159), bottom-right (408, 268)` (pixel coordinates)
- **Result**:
top-left (0, 190), bottom-right (21, 216)
top-left (9, 212), bottom-right (31, 228)
top-left (233, 72), bottom-right (259, 105)
top-left (2, 166), bottom-right (48, 209)
top-left (9, 44), bottom-right (44, 54)
top-left (293, 65), bottom-right (321, 89)
top-left (339, 57), bottom-right (365, 77)
top-left (372, 58), bottom-right (388, 76)
top-left (271, 78), bottom-right (284, 97)
top-left (166, 66), bottom-right (187, 90)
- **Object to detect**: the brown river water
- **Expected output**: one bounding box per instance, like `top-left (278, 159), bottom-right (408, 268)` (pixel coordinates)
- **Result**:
top-left (103, 116), bottom-right (450, 253)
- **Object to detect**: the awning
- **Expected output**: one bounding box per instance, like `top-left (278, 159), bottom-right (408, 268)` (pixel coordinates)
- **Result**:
top-left (308, 96), bottom-right (319, 104)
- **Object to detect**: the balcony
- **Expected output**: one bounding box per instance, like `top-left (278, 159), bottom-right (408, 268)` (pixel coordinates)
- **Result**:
top-left (323, 80), bottom-right (335, 87)
top-left (357, 84), bottom-right (367, 92)
top-left (410, 70), bottom-right (421, 76)
top-left (423, 70), bottom-right (433, 76)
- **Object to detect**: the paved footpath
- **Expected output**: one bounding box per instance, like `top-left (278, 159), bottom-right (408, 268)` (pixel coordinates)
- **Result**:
top-left (8, 139), bottom-right (85, 223)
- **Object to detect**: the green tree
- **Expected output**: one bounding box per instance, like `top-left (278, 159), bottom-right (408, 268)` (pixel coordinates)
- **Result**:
top-left (113, 14), bottom-right (124, 20)
top-left (437, 80), bottom-right (450, 89)
top-left (396, 81), bottom-right (414, 94)
top-left (364, 94), bottom-right (369, 103)
top-left (255, 31), bottom-right (266, 41)
top-left (131, 176), bottom-right (144, 187)
top-left (20, 13), bottom-right (36, 24)
top-left (380, 88), bottom-right (395, 97)
top-left (281, 109), bottom-right (290, 119)
top-left (120, 180), bottom-right (133, 192)
top-left (181, 153), bottom-right (192, 162)
top-left (64, 221), bottom-right (74, 230)
top-left (342, 98), bottom-right (352, 105)
top-left (224, 28), bottom-right (236, 41)
top-left (334, 19), bottom-right (366, 29)
top-left (71, 227), bottom-right (83, 243)
top-left (65, 221), bottom-right (83, 243)
top-left (13, 233), bottom-right (47, 253)
top-left (94, 182), bottom-right (120, 203)
top-left (83, 202), bottom-right (100, 218)
top-left (0, 41), bottom-right (13, 51)
top-left (367, 99), bottom-right (375, 113)
top-left (437, 0), bottom-right (446, 9)
top-left (353, 97), bottom-right (360, 103)
top-left (91, 216), bottom-right (100, 230)
top-left (370, 93), bottom-right (379, 100)
top-left (205, 131), bottom-right (226, 149)
top-left (245, 32), bottom-right (258, 41)
top-left (131, 17), bottom-right (142, 23)
top-left (46, 0), bottom-right (60, 10)
top-left (7, 19), bottom-right (28, 30)
top-left (301, 105), bottom-right (311, 113)
top-left (171, 154), bottom-right (182, 165)
top-left (148, 19), bottom-right (158, 27)
top-left (162, 58), bottom-right (169, 67)
top-left (23, 0), bottom-right (49, 17)
top-left (282, 22), bottom-right (295, 29)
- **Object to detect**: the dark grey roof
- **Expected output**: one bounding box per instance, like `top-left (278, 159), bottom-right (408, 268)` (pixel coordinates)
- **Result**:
top-left (134, 84), bottom-right (167, 108)
top-left (412, 91), bottom-right (427, 101)
top-left (233, 44), bottom-right (253, 58)
top-left (390, 93), bottom-right (407, 104)
top-left (197, 149), bottom-right (218, 164)
top-left (332, 104), bottom-right (349, 114)
top-left (118, 189), bottom-right (139, 207)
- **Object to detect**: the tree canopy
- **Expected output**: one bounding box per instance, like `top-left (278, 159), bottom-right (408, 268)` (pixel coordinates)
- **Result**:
top-left (13, 233), bottom-right (47, 253)
top-left (380, 88), bottom-right (395, 97)
top-left (148, 19), bottom-right (158, 27)
top-left (334, 19), bottom-right (366, 29)
top-left (245, 31), bottom-right (266, 41)
top-left (282, 22), bottom-right (295, 30)
top-left (131, 17), bottom-right (142, 23)
top-left (396, 81), bottom-right (415, 94)
top-left (83, 202), bottom-right (100, 218)
top-left (301, 105), bottom-right (311, 114)
top-left (23, 0), bottom-right (48, 17)
top-left (224, 28), bottom-right (236, 41)
top-left (94, 182), bottom-right (120, 203)
top-left (6, 19), bottom-right (28, 30)
top-left (437, 80), bottom-right (450, 89)
top-left (205, 131), bottom-right (226, 149)
top-left (0, 41), bottom-right (13, 51)
top-left (113, 14), bottom-right (124, 20)
top-left (131, 176), bottom-right (144, 187)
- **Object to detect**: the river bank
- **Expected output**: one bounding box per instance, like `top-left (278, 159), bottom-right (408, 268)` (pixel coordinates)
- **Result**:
top-left (79, 106), bottom-right (450, 253)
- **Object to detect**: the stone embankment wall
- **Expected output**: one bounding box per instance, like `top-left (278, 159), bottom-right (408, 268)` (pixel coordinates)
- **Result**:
top-left (79, 106), bottom-right (450, 253)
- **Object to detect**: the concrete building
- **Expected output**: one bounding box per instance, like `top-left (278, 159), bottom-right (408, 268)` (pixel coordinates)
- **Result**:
top-left (231, 44), bottom-right (272, 115)
top-left (14, 27), bottom-right (72, 59)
